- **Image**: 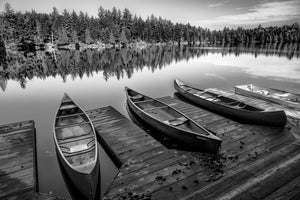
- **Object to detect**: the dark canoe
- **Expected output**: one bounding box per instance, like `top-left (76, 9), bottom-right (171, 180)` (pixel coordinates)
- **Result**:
top-left (125, 87), bottom-right (222, 154)
top-left (234, 84), bottom-right (300, 111)
top-left (174, 79), bottom-right (287, 126)
top-left (53, 93), bottom-right (99, 200)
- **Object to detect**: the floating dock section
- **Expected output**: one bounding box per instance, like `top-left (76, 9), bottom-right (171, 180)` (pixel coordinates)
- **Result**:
top-left (0, 120), bottom-right (66, 200)
top-left (87, 89), bottom-right (300, 200)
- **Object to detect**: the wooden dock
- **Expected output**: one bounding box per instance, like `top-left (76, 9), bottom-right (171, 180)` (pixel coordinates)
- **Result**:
top-left (86, 89), bottom-right (300, 200)
top-left (0, 120), bottom-right (66, 200)
top-left (1, 88), bottom-right (300, 200)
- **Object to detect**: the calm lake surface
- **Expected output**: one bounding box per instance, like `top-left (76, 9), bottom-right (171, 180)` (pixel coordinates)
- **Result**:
top-left (0, 43), bottom-right (300, 198)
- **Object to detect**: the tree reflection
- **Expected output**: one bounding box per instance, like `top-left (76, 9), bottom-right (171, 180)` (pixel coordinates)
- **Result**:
top-left (0, 43), bottom-right (299, 91)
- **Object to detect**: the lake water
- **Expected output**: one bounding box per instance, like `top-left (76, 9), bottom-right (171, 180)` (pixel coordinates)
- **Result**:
top-left (0, 43), bottom-right (300, 199)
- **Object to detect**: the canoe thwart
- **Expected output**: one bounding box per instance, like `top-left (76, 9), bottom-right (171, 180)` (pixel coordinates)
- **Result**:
top-left (59, 103), bottom-right (78, 110)
top-left (55, 121), bottom-right (91, 130)
top-left (143, 106), bottom-right (168, 111)
top-left (130, 94), bottom-right (144, 101)
top-left (164, 117), bottom-right (188, 126)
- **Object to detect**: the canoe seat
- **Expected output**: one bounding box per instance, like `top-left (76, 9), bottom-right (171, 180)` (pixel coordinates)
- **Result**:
top-left (194, 91), bottom-right (207, 96)
top-left (289, 97), bottom-right (298, 102)
top-left (239, 104), bottom-right (247, 109)
top-left (130, 94), bottom-right (144, 101)
top-left (56, 123), bottom-right (93, 140)
top-left (60, 139), bottom-right (95, 156)
top-left (55, 121), bottom-right (90, 130)
top-left (164, 117), bottom-right (188, 126)
top-left (58, 134), bottom-right (94, 145)
top-left (225, 101), bottom-right (239, 105)
top-left (56, 112), bottom-right (84, 119)
top-left (144, 106), bottom-right (168, 111)
top-left (209, 96), bottom-right (221, 101)
top-left (133, 99), bottom-right (154, 104)
top-left (60, 104), bottom-right (77, 110)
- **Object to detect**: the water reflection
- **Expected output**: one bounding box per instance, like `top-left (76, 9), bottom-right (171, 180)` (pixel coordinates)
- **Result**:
top-left (0, 43), bottom-right (299, 91)
top-left (57, 151), bottom-right (101, 200)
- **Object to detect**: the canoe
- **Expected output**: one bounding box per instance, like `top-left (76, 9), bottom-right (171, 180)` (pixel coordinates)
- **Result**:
top-left (174, 79), bottom-right (287, 126)
top-left (53, 93), bottom-right (99, 200)
top-left (125, 87), bottom-right (222, 154)
top-left (234, 84), bottom-right (300, 110)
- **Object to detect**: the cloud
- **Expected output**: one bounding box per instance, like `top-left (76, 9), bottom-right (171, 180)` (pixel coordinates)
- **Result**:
top-left (208, 3), bottom-right (224, 8)
top-left (204, 73), bottom-right (225, 80)
top-left (201, 54), bottom-right (300, 84)
top-left (196, 0), bottom-right (300, 29)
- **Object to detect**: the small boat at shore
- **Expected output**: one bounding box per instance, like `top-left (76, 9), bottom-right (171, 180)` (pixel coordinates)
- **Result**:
top-left (234, 84), bottom-right (300, 110)
top-left (125, 87), bottom-right (222, 154)
top-left (53, 93), bottom-right (99, 200)
top-left (174, 79), bottom-right (287, 126)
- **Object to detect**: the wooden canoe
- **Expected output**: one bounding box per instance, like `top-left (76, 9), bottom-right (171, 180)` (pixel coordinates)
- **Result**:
top-left (234, 84), bottom-right (300, 110)
top-left (125, 87), bottom-right (222, 154)
top-left (53, 93), bottom-right (99, 200)
top-left (174, 79), bottom-right (287, 126)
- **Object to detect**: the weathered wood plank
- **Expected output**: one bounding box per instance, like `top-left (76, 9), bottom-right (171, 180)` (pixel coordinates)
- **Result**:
top-left (124, 131), bottom-right (294, 200)
top-left (263, 174), bottom-right (300, 200)
top-left (118, 147), bottom-right (174, 175)
top-left (237, 155), bottom-right (300, 200)
top-left (0, 120), bottom-right (34, 133)
top-left (182, 141), bottom-right (300, 200)
top-left (151, 137), bottom-right (286, 199)
top-left (0, 137), bottom-right (33, 152)
top-left (0, 158), bottom-right (33, 175)
top-left (110, 153), bottom-right (192, 190)
top-left (0, 120), bottom-right (36, 199)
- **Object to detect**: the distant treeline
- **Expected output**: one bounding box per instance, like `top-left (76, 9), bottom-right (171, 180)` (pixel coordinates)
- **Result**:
top-left (0, 3), bottom-right (300, 46)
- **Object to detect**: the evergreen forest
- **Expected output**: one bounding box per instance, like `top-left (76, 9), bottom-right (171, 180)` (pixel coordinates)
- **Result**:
top-left (0, 3), bottom-right (300, 46)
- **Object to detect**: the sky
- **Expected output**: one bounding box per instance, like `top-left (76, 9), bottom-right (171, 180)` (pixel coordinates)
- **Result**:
top-left (0, 0), bottom-right (300, 30)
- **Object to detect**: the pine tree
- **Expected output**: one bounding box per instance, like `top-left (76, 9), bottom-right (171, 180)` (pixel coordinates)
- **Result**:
top-left (3, 3), bottom-right (16, 41)
top-left (62, 9), bottom-right (72, 37)
top-left (4, 3), bottom-right (14, 16)
top-left (0, 15), bottom-right (5, 39)
top-left (50, 7), bottom-right (60, 35)
top-left (119, 28), bottom-right (128, 45)
top-left (85, 28), bottom-right (93, 44)
top-left (109, 31), bottom-right (116, 44)
top-left (34, 20), bottom-right (43, 44)
top-left (57, 26), bottom-right (69, 45)
top-left (71, 30), bottom-right (78, 43)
